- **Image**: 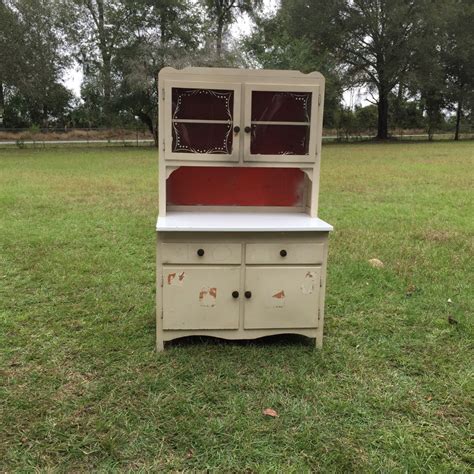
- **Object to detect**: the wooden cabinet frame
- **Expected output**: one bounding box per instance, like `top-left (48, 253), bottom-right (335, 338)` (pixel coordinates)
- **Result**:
top-left (156, 231), bottom-right (330, 351)
top-left (243, 83), bottom-right (320, 163)
top-left (156, 67), bottom-right (332, 351)
top-left (163, 80), bottom-right (242, 162)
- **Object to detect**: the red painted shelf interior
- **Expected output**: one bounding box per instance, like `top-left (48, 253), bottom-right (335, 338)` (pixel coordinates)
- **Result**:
top-left (167, 166), bottom-right (305, 207)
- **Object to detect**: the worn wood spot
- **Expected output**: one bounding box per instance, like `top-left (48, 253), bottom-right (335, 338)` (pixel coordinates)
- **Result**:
top-left (301, 272), bottom-right (316, 295)
top-left (272, 290), bottom-right (285, 299)
top-left (271, 289), bottom-right (285, 308)
top-left (199, 287), bottom-right (217, 307)
top-left (167, 272), bottom-right (185, 286)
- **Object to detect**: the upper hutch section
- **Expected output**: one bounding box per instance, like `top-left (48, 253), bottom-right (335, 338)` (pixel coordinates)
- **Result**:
top-left (159, 67), bottom-right (325, 166)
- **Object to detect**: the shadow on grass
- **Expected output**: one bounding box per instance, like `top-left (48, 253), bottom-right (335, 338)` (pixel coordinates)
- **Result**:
top-left (166, 333), bottom-right (315, 350)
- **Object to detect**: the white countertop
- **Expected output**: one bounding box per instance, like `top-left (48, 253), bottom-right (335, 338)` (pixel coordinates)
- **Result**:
top-left (156, 212), bottom-right (333, 232)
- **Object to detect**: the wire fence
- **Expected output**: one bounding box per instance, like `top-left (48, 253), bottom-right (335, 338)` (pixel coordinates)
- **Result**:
top-left (0, 127), bottom-right (473, 148)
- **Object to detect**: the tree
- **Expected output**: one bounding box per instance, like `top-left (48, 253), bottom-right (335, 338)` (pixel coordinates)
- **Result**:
top-left (201, 0), bottom-right (262, 61)
top-left (406, 0), bottom-right (473, 140)
top-left (243, 1), bottom-right (343, 128)
top-left (335, 0), bottom-right (425, 139)
top-left (62, 0), bottom-right (203, 140)
top-left (441, 0), bottom-right (474, 140)
top-left (409, 18), bottom-right (446, 140)
top-left (113, 0), bottom-right (202, 144)
top-left (254, 0), bottom-right (432, 138)
top-left (62, 0), bottom-right (145, 125)
top-left (0, 0), bottom-right (70, 127)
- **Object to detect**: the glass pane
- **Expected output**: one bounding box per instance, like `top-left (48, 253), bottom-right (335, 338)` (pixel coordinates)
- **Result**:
top-left (250, 124), bottom-right (309, 155)
top-left (251, 91), bottom-right (312, 122)
top-left (172, 88), bottom-right (234, 120)
top-left (172, 122), bottom-right (232, 154)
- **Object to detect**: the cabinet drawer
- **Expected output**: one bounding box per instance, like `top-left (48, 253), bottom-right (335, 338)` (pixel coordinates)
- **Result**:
top-left (245, 243), bottom-right (324, 264)
top-left (161, 243), bottom-right (241, 264)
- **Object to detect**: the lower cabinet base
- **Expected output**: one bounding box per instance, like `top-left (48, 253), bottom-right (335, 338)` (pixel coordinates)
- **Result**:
top-left (156, 231), bottom-right (330, 351)
top-left (156, 328), bottom-right (323, 352)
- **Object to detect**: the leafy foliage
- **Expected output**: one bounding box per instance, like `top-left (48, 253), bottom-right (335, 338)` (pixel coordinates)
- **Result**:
top-left (0, 0), bottom-right (472, 139)
top-left (200, 0), bottom-right (262, 61)
top-left (0, 0), bottom-right (71, 127)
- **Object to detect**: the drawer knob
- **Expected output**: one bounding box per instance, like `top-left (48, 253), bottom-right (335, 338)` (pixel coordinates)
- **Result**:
top-left (197, 248), bottom-right (205, 257)
top-left (244, 126), bottom-right (251, 133)
top-left (232, 291), bottom-right (239, 298)
top-left (244, 291), bottom-right (252, 299)
top-left (280, 249), bottom-right (287, 257)
top-left (233, 125), bottom-right (240, 133)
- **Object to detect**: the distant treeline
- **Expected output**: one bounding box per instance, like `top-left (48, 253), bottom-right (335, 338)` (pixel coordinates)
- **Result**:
top-left (0, 0), bottom-right (472, 144)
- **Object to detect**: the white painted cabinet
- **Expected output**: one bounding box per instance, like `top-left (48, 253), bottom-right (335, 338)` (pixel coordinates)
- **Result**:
top-left (161, 75), bottom-right (322, 164)
top-left (156, 67), bottom-right (332, 350)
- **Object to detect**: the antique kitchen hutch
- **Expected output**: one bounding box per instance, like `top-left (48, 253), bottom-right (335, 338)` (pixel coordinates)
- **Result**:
top-left (156, 67), bottom-right (333, 351)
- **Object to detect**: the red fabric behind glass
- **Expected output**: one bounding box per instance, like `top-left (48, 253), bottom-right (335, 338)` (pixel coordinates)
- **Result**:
top-left (172, 88), bottom-right (234, 120)
top-left (251, 91), bottom-right (311, 122)
top-left (172, 122), bottom-right (232, 154)
top-left (167, 167), bottom-right (305, 206)
top-left (250, 124), bottom-right (309, 155)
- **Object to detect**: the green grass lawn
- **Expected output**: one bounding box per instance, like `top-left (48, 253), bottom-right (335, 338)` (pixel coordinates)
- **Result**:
top-left (1, 142), bottom-right (473, 471)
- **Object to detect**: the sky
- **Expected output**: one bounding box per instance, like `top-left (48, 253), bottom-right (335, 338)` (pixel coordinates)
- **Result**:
top-left (62, 0), bottom-right (368, 108)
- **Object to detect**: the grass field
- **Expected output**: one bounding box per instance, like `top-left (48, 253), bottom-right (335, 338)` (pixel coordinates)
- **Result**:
top-left (1, 142), bottom-right (473, 471)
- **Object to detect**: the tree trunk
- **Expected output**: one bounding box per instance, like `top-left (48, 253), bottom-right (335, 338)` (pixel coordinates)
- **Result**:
top-left (377, 85), bottom-right (389, 139)
top-left (454, 98), bottom-right (462, 141)
top-left (137, 110), bottom-right (158, 147)
top-left (42, 103), bottom-right (48, 129)
top-left (0, 81), bottom-right (4, 127)
top-left (428, 122), bottom-right (434, 141)
top-left (96, 0), bottom-right (113, 125)
top-left (102, 54), bottom-right (112, 123)
top-left (216, 17), bottom-right (224, 60)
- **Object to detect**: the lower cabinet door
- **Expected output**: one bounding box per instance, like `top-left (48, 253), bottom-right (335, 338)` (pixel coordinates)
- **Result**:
top-left (162, 266), bottom-right (240, 330)
top-left (244, 266), bottom-right (321, 329)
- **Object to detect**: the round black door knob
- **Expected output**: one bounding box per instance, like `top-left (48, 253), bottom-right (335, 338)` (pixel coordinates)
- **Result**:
top-left (197, 248), bottom-right (205, 256)
top-left (244, 291), bottom-right (252, 299)
top-left (232, 291), bottom-right (239, 298)
top-left (233, 125), bottom-right (240, 133)
top-left (280, 249), bottom-right (287, 257)
top-left (244, 126), bottom-right (251, 133)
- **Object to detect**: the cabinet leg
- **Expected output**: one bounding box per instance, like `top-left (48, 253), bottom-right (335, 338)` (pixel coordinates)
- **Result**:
top-left (315, 334), bottom-right (323, 349)
top-left (156, 337), bottom-right (165, 352)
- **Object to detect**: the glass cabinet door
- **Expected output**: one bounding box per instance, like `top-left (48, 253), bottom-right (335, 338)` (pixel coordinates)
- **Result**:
top-left (243, 84), bottom-right (319, 162)
top-left (164, 81), bottom-right (241, 161)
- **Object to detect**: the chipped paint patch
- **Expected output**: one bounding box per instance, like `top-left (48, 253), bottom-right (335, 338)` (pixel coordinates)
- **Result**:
top-left (199, 287), bottom-right (217, 307)
top-left (272, 290), bottom-right (285, 299)
top-left (271, 290), bottom-right (285, 308)
top-left (167, 271), bottom-right (185, 286)
top-left (301, 271), bottom-right (316, 295)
